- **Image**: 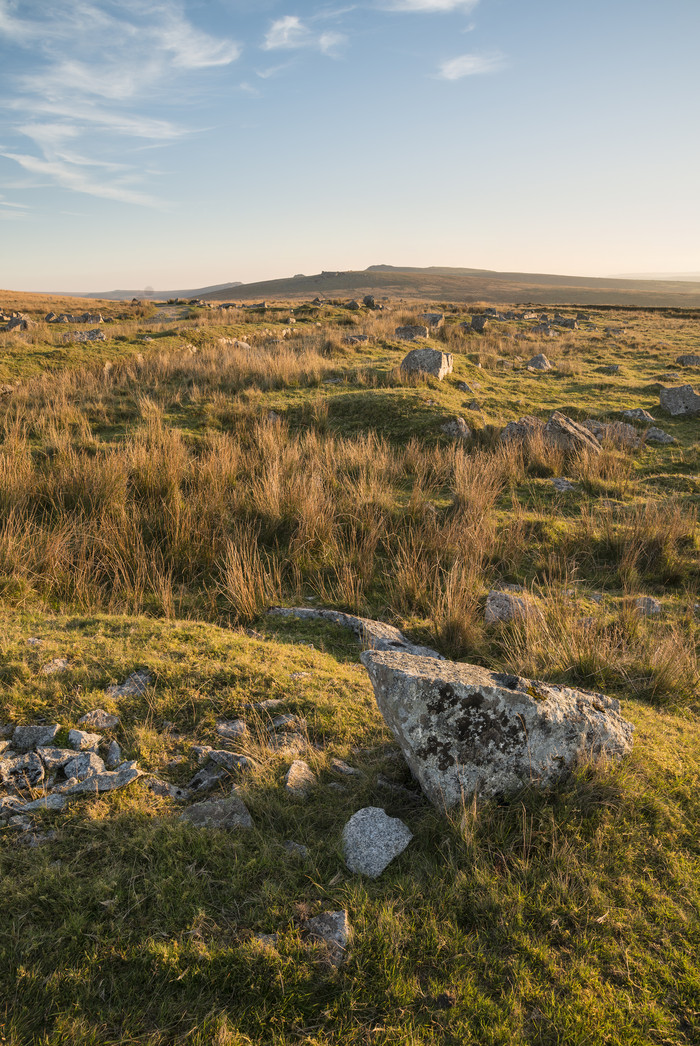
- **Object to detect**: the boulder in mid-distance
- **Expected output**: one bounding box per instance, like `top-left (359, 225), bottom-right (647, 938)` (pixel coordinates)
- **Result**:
top-left (544, 411), bottom-right (602, 454)
top-left (395, 325), bottom-right (429, 342)
top-left (659, 385), bottom-right (700, 416)
top-left (400, 348), bottom-right (453, 381)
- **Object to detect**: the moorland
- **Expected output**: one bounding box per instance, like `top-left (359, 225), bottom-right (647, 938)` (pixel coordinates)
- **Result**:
top-left (0, 290), bottom-right (699, 1045)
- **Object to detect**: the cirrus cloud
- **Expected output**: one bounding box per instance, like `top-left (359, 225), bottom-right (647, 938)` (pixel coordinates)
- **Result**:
top-left (437, 50), bottom-right (506, 79)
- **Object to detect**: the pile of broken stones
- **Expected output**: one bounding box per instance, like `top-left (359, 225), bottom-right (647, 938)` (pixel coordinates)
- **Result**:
top-left (2, 610), bottom-right (634, 964)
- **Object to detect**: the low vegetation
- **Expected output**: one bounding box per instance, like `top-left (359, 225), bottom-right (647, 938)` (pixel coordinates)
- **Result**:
top-left (0, 292), bottom-right (698, 1044)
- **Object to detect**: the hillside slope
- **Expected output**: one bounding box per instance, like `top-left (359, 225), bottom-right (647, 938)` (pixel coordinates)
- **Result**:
top-left (198, 265), bottom-right (700, 308)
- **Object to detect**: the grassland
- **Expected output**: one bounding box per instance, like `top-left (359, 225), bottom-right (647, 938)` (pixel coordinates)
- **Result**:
top-left (0, 291), bottom-right (698, 1045)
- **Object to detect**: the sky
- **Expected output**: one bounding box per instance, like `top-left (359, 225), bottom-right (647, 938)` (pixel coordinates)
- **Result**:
top-left (0, 0), bottom-right (699, 292)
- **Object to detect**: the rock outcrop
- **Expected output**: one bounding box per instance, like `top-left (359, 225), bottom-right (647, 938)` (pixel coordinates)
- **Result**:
top-left (360, 650), bottom-right (633, 807)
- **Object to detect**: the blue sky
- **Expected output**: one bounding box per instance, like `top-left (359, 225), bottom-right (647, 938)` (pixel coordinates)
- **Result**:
top-left (1, 0), bottom-right (698, 291)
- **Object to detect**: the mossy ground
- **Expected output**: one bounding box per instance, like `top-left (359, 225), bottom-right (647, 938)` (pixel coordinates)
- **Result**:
top-left (0, 293), bottom-right (699, 1044)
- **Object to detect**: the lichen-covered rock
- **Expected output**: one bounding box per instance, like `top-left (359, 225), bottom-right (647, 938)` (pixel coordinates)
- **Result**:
top-left (105, 670), bottom-right (151, 698)
top-left (37, 747), bottom-right (78, 770)
top-left (527, 353), bottom-right (553, 371)
top-left (63, 763), bottom-right (142, 794)
top-left (622, 408), bottom-right (655, 423)
top-left (544, 411), bottom-right (602, 454)
top-left (645, 427), bottom-right (677, 445)
top-left (63, 751), bottom-right (106, 781)
top-left (284, 759), bottom-right (316, 797)
top-left (105, 740), bottom-right (122, 768)
top-left (395, 325), bottom-right (429, 342)
top-left (484, 589), bottom-right (532, 625)
top-left (306, 911), bottom-right (352, 965)
top-left (268, 607), bottom-right (443, 659)
top-left (12, 724), bottom-right (60, 751)
top-left (499, 415), bottom-right (544, 444)
top-left (659, 384), bottom-right (700, 416)
top-left (360, 650), bottom-right (633, 807)
top-left (342, 807), bottom-right (413, 878)
top-left (216, 719), bottom-right (247, 740)
top-left (78, 709), bottom-right (119, 730)
top-left (180, 794), bottom-right (252, 830)
top-left (441, 417), bottom-right (471, 440)
top-left (400, 347), bottom-right (453, 380)
top-left (68, 729), bottom-right (101, 751)
top-left (0, 751), bottom-right (44, 788)
top-left (675, 355), bottom-right (700, 367)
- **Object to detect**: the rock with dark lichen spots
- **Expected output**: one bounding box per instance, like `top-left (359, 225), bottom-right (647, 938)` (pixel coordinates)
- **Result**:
top-left (360, 650), bottom-right (633, 807)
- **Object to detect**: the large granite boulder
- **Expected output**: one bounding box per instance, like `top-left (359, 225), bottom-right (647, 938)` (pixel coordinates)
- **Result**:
top-left (400, 348), bottom-right (453, 381)
top-left (659, 384), bottom-right (700, 416)
top-left (360, 651), bottom-right (633, 807)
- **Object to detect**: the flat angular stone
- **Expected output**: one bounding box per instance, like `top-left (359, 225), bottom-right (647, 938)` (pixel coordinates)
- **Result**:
top-left (216, 719), bottom-right (247, 740)
top-left (64, 764), bottom-right (143, 795)
top-left (78, 709), bottom-right (119, 730)
top-left (12, 724), bottom-right (60, 751)
top-left (645, 427), bottom-right (677, 445)
top-left (40, 658), bottom-right (70, 675)
top-left (64, 752), bottom-right (106, 781)
top-left (284, 760), bottom-right (316, 797)
top-left (244, 698), bottom-right (285, 712)
top-left (144, 778), bottom-right (190, 801)
top-left (105, 670), bottom-right (151, 698)
top-left (36, 747), bottom-right (75, 770)
top-left (342, 807), bottom-right (413, 878)
top-left (268, 607), bottom-right (443, 659)
top-left (20, 794), bottom-right (66, 813)
top-left (622, 408), bottom-right (655, 423)
top-left (361, 650), bottom-right (633, 806)
top-left (268, 732), bottom-right (307, 755)
top-left (395, 324), bottom-right (429, 342)
top-left (105, 740), bottom-right (122, 768)
top-left (659, 384), bottom-right (700, 416)
top-left (306, 910), bottom-right (352, 965)
top-left (400, 347), bottom-right (453, 380)
top-left (188, 763), bottom-right (227, 792)
top-left (68, 729), bottom-right (101, 751)
top-left (208, 750), bottom-right (254, 772)
top-left (470, 315), bottom-right (488, 333)
top-left (1, 751), bottom-right (45, 788)
top-left (330, 758), bottom-right (361, 777)
top-left (180, 794), bottom-right (252, 830)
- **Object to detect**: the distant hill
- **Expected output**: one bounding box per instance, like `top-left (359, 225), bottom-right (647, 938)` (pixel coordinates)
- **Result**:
top-left (194, 265), bottom-right (700, 308)
top-left (77, 281), bottom-right (243, 301)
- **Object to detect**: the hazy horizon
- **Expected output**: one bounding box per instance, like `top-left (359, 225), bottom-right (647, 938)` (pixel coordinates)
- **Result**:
top-left (2, 0), bottom-right (699, 292)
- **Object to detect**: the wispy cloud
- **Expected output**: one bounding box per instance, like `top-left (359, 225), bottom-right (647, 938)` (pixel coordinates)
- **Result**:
top-left (262, 15), bottom-right (345, 55)
top-left (0, 1), bottom-right (241, 206)
top-left (0, 193), bottom-right (29, 220)
top-left (381, 0), bottom-right (479, 12)
top-left (437, 50), bottom-right (506, 79)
